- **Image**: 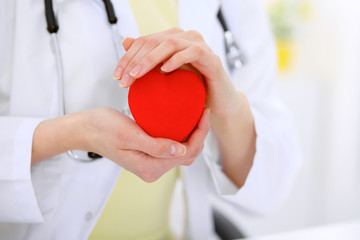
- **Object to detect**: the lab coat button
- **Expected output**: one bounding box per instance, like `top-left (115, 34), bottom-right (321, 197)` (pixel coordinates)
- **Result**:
top-left (85, 212), bottom-right (92, 221)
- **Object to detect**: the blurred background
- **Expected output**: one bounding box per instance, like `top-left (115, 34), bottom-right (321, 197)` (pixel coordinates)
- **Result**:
top-left (235, 0), bottom-right (360, 237)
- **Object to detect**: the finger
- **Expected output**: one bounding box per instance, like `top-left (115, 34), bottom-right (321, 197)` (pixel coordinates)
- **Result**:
top-left (122, 37), bottom-right (135, 51)
top-left (114, 28), bottom-right (185, 82)
top-left (118, 37), bottom-right (165, 87)
top-left (180, 109), bottom-right (210, 166)
top-left (113, 37), bottom-right (149, 81)
top-left (113, 38), bottom-right (136, 80)
top-left (126, 131), bottom-right (187, 159)
top-left (172, 31), bottom-right (212, 53)
top-left (124, 38), bottom-right (191, 84)
top-left (126, 31), bottom-right (208, 81)
top-left (160, 44), bottom-right (211, 73)
top-left (182, 108), bottom-right (211, 158)
top-left (121, 38), bottom-right (166, 86)
top-left (188, 108), bottom-right (211, 145)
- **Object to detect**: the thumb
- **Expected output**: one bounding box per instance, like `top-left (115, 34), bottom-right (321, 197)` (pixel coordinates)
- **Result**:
top-left (131, 134), bottom-right (187, 159)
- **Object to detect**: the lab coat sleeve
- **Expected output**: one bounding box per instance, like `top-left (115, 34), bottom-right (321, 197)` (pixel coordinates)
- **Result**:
top-left (0, 1), bottom-right (54, 223)
top-left (0, 118), bottom-right (46, 222)
top-left (203, 0), bottom-right (302, 215)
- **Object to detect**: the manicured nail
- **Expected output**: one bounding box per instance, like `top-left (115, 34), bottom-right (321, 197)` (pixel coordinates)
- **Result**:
top-left (171, 144), bottom-right (187, 157)
top-left (129, 65), bottom-right (142, 78)
top-left (113, 67), bottom-right (123, 80)
top-left (119, 74), bottom-right (131, 88)
top-left (161, 63), bottom-right (171, 72)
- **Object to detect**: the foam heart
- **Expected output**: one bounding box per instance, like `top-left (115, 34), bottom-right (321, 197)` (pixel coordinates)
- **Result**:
top-left (128, 67), bottom-right (206, 142)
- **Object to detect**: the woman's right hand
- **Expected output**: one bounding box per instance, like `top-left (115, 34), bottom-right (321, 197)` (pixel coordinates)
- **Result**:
top-left (32, 107), bottom-right (210, 182)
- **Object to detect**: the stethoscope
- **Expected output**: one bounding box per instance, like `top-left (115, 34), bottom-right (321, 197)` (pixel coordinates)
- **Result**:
top-left (44, 0), bottom-right (246, 162)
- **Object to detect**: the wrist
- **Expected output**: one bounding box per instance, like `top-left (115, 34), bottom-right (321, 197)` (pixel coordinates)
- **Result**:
top-left (210, 91), bottom-right (248, 123)
top-left (206, 70), bottom-right (246, 119)
top-left (59, 110), bottom-right (97, 152)
top-left (210, 92), bottom-right (256, 188)
top-left (31, 112), bottom-right (90, 164)
top-left (210, 92), bottom-right (255, 154)
top-left (61, 111), bottom-right (92, 151)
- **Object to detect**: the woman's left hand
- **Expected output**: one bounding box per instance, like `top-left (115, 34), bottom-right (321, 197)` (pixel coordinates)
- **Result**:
top-left (113, 27), bottom-right (242, 119)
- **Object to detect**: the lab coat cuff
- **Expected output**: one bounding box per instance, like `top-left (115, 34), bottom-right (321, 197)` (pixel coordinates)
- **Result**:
top-left (13, 118), bottom-right (45, 222)
top-left (223, 107), bottom-right (301, 216)
top-left (202, 130), bottom-right (239, 196)
top-left (204, 155), bottom-right (239, 196)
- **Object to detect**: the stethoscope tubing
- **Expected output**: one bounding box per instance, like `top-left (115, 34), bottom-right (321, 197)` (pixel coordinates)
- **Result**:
top-left (50, 33), bottom-right (65, 117)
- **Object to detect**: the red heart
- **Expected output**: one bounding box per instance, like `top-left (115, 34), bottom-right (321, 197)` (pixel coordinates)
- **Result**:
top-left (128, 67), bottom-right (206, 142)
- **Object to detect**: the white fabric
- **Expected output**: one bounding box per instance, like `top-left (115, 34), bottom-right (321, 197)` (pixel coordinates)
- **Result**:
top-left (0, 0), bottom-right (301, 239)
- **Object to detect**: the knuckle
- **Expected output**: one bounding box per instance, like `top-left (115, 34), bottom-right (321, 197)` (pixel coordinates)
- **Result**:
top-left (169, 27), bottom-right (184, 34)
top-left (143, 54), bottom-right (156, 65)
top-left (145, 38), bottom-right (160, 49)
top-left (187, 30), bottom-right (204, 41)
top-left (191, 44), bottom-right (204, 56)
top-left (164, 37), bottom-right (178, 49)
top-left (118, 55), bottom-right (130, 68)
top-left (151, 142), bottom-right (167, 157)
top-left (171, 53), bottom-right (183, 63)
top-left (127, 59), bottom-right (138, 70)
top-left (135, 37), bottom-right (146, 46)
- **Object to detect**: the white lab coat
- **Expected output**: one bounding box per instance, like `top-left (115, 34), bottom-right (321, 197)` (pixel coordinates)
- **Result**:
top-left (0, 0), bottom-right (301, 239)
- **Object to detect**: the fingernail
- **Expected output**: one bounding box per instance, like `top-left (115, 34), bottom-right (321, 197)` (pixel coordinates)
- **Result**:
top-left (119, 74), bottom-right (131, 88)
top-left (113, 67), bottom-right (123, 80)
top-left (171, 144), bottom-right (187, 157)
top-left (161, 63), bottom-right (170, 72)
top-left (129, 65), bottom-right (141, 78)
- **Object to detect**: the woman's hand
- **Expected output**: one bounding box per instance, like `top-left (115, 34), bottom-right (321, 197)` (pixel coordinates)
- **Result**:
top-left (112, 28), bottom-right (256, 188)
top-left (32, 107), bottom-right (210, 182)
top-left (85, 108), bottom-right (210, 182)
top-left (113, 28), bottom-right (242, 119)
